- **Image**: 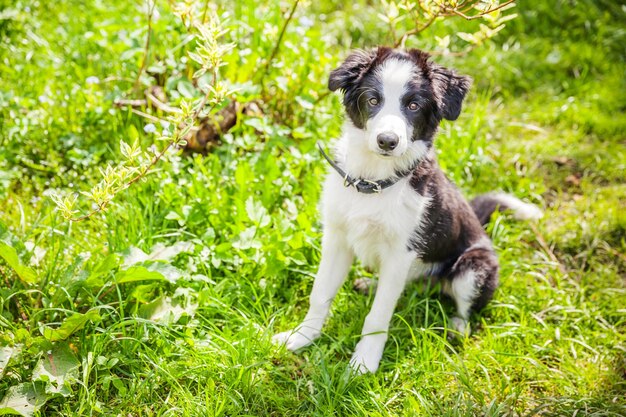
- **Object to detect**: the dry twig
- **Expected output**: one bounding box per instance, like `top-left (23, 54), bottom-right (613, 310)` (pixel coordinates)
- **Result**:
top-left (133, 0), bottom-right (157, 93)
top-left (261, 0), bottom-right (301, 93)
top-left (529, 223), bottom-right (568, 275)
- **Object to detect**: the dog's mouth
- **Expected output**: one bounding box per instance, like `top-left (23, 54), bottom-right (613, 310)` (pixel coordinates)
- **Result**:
top-left (374, 148), bottom-right (405, 158)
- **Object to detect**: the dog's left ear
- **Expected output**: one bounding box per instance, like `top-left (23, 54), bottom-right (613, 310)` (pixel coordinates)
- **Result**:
top-left (429, 64), bottom-right (472, 121)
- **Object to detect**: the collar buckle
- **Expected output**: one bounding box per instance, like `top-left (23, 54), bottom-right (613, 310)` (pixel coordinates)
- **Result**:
top-left (343, 174), bottom-right (353, 188)
top-left (355, 178), bottom-right (382, 194)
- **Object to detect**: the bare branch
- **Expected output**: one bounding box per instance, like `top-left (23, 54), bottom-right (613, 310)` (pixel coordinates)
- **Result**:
top-left (146, 91), bottom-right (182, 114)
top-left (133, 0), bottom-right (156, 93)
top-left (114, 98), bottom-right (147, 108)
top-left (393, 0), bottom-right (516, 49)
top-left (260, 0), bottom-right (301, 93)
top-left (441, 0), bottom-right (516, 20)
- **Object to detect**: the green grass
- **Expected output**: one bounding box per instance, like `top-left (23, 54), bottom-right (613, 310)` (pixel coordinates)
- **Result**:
top-left (1, 0), bottom-right (625, 415)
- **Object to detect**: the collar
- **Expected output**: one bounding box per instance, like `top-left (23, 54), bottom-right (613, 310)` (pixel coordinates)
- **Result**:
top-left (317, 142), bottom-right (418, 194)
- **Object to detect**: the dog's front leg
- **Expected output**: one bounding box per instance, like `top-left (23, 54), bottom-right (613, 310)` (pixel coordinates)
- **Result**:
top-left (273, 228), bottom-right (354, 351)
top-left (350, 251), bottom-right (414, 373)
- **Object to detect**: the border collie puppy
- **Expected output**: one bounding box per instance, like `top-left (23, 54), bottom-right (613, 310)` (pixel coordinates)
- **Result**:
top-left (273, 47), bottom-right (542, 373)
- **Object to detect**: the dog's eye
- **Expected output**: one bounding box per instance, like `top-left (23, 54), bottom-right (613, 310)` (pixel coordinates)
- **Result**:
top-left (368, 97), bottom-right (379, 106)
top-left (408, 102), bottom-right (419, 111)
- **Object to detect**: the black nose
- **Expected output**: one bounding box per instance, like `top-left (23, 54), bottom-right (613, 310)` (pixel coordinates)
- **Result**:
top-left (376, 132), bottom-right (399, 151)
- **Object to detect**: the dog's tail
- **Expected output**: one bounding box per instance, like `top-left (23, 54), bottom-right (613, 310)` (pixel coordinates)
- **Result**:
top-left (470, 192), bottom-right (543, 226)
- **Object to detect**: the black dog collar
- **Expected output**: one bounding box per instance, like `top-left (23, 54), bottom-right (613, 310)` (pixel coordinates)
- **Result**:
top-left (317, 142), bottom-right (418, 194)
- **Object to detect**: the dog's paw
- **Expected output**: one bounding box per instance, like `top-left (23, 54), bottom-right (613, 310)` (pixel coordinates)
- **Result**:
top-left (352, 277), bottom-right (377, 295)
top-left (349, 337), bottom-right (385, 374)
top-left (447, 317), bottom-right (471, 341)
top-left (272, 328), bottom-right (319, 351)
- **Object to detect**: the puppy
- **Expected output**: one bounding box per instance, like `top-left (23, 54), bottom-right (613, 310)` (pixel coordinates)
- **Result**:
top-left (273, 47), bottom-right (541, 373)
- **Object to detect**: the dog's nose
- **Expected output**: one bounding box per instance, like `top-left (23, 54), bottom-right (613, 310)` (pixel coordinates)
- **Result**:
top-left (376, 132), bottom-right (399, 151)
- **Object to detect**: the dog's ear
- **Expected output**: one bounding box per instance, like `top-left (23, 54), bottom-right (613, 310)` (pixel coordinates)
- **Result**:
top-left (429, 64), bottom-right (472, 121)
top-left (406, 48), bottom-right (471, 121)
top-left (328, 49), bottom-right (378, 92)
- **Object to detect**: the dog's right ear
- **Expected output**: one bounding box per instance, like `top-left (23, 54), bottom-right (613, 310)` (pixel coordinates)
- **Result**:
top-left (328, 49), bottom-right (378, 92)
top-left (429, 64), bottom-right (472, 121)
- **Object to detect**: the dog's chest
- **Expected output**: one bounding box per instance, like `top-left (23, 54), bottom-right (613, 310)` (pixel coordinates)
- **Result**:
top-left (322, 176), bottom-right (429, 268)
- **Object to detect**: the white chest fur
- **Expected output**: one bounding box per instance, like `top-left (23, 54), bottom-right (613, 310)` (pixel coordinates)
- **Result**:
top-left (321, 172), bottom-right (430, 270)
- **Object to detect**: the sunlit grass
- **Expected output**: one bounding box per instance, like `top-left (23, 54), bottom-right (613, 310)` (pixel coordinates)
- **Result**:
top-left (0, 0), bottom-right (624, 415)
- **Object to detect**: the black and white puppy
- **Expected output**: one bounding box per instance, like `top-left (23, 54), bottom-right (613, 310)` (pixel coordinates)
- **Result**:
top-left (273, 47), bottom-right (541, 373)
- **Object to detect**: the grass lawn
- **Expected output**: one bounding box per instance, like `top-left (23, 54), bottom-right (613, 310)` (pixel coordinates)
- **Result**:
top-left (0, 0), bottom-right (624, 415)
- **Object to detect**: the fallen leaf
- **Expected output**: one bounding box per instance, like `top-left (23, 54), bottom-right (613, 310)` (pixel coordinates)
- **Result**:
top-left (0, 346), bottom-right (20, 378)
top-left (565, 174), bottom-right (581, 186)
top-left (32, 343), bottom-right (80, 396)
top-left (0, 383), bottom-right (48, 417)
top-left (140, 296), bottom-right (197, 324)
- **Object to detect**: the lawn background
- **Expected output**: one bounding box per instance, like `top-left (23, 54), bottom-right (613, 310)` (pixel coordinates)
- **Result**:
top-left (0, 0), bottom-right (624, 415)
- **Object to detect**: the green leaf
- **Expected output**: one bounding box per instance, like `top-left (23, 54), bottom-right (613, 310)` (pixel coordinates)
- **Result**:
top-left (0, 346), bottom-right (19, 378)
top-left (243, 117), bottom-right (266, 133)
top-left (121, 247), bottom-right (150, 266)
top-left (119, 47), bottom-right (143, 61)
top-left (233, 226), bottom-right (262, 250)
top-left (41, 309), bottom-right (101, 342)
top-left (295, 96), bottom-right (314, 110)
top-left (82, 254), bottom-right (120, 288)
top-left (146, 63), bottom-right (166, 74)
top-left (0, 241), bottom-right (37, 284)
top-left (177, 80), bottom-right (197, 98)
top-left (32, 343), bottom-right (80, 397)
top-left (110, 377), bottom-right (127, 396)
top-left (457, 32), bottom-right (478, 43)
top-left (146, 242), bottom-right (194, 261)
top-left (116, 262), bottom-right (183, 284)
top-left (127, 124), bottom-right (139, 143)
top-left (121, 242), bottom-right (194, 267)
top-left (116, 265), bottom-right (164, 283)
top-left (0, 383), bottom-right (48, 417)
top-left (245, 197), bottom-right (270, 227)
top-left (140, 295), bottom-right (197, 324)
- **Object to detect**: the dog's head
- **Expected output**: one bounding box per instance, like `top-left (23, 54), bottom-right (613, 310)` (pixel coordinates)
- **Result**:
top-left (329, 47), bottom-right (471, 158)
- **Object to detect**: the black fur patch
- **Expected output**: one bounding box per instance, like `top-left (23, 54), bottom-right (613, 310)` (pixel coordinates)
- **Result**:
top-left (401, 78), bottom-right (440, 142)
top-left (328, 47), bottom-right (471, 130)
top-left (446, 247), bottom-right (499, 313)
top-left (429, 64), bottom-right (471, 121)
top-left (328, 48), bottom-right (383, 128)
top-left (406, 156), bottom-right (498, 313)
top-left (408, 158), bottom-right (485, 264)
